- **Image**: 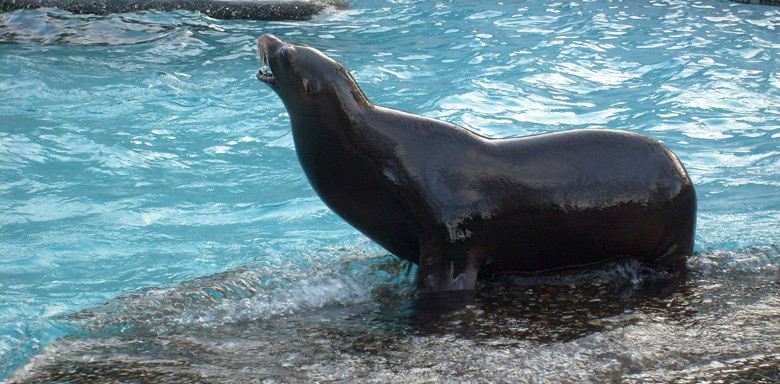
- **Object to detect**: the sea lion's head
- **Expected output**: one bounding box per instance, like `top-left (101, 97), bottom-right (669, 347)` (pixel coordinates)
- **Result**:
top-left (257, 34), bottom-right (368, 112)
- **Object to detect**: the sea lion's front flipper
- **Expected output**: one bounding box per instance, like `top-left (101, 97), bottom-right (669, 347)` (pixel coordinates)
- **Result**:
top-left (417, 241), bottom-right (482, 292)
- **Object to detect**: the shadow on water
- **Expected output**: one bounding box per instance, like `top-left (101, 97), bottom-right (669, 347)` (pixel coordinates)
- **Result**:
top-left (384, 259), bottom-right (691, 343)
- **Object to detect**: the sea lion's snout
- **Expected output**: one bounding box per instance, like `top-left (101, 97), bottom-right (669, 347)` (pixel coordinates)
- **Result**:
top-left (258, 34), bottom-right (283, 54)
top-left (257, 34), bottom-right (285, 90)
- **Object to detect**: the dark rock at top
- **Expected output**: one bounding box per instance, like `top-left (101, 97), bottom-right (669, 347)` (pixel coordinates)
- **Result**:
top-left (0, 0), bottom-right (349, 20)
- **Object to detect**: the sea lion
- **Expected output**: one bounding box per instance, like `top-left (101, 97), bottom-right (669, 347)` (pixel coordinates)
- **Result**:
top-left (256, 34), bottom-right (696, 291)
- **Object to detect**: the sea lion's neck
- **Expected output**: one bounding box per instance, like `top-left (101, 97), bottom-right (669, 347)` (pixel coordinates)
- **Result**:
top-left (286, 77), bottom-right (373, 159)
top-left (335, 71), bottom-right (371, 112)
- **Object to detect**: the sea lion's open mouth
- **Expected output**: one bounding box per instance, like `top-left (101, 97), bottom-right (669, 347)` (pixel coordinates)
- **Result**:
top-left (256, 38), bottom-right (278, 89)
top-left (256, 66), bottom-right (276, 85)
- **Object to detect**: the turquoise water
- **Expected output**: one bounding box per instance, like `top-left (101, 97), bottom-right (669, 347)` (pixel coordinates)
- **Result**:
top-left (1, 1), bottom-right (779, 382)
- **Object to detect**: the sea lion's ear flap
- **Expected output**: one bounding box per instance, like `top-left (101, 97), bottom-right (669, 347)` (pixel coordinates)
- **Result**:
top-left (302, 78), bottom-right (321, 95)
